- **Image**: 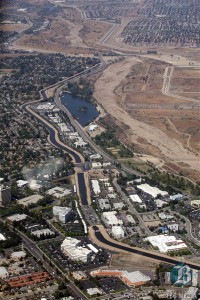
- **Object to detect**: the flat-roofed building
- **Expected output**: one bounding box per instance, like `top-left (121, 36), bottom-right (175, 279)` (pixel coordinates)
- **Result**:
top-left (146, 235), bottom-right (188, 253)
top-left (31, 228), bottom-right (55, 238)
top-left (112, 226), bottom-right (125, 239)
top-left (102, 211), bottom-right (123, 226)
top-left (61, 237), bottom-right (92, 262)
top-left (90, 269), bottom-right (150, 287)
top-left (130, 194), bottom-right (142, 203)
top-left (0, 266), bottom-right (9, 279)
top-left (7, 213), bottom-right (27, 224)
top-left (47, 187), bottom-right (71, 198)
top-left (17, 194), bottom-right (43, 206)
top-left (98, 199), bottom-right (111, 210)
top-left (91, 180), bottom-right (100, 195)
top-left (137, 184), bottom-right (168, 198)
top-left (11, 251), bottom-right (26, 261)
top-left (53, 206), bottom-right (72, 223)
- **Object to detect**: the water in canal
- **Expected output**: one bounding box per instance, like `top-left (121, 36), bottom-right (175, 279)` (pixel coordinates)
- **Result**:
top-left (61, 92), bottom-right (99, 126)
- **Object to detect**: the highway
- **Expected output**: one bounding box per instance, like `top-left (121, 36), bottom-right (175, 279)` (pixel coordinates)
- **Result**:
top-left (91, 226), bottom-right (200, 271)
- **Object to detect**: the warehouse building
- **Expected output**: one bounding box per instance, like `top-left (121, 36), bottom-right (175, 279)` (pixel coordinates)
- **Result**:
top-left (61, 237), bottom-right (92, 262)
top-left (102, 211), bottom-right (123, 226)
top-left (111, 225), bottom-right (125, 239)
top-left (145, 235), bottom-right (188, 253)
top-left (137, 184), bottom-right (168, 198)
top-left (91, 269), bottom-right (150, 287)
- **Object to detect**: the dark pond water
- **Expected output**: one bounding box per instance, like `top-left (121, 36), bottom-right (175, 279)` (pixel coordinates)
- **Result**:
top-left (61, 92), bottom-right (99, 126)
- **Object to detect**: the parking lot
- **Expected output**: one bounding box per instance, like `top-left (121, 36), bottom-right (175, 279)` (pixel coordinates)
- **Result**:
top-left (41, 238), bottom-right (110, 272)
top-left (98, 277), bottom-right (127, 294)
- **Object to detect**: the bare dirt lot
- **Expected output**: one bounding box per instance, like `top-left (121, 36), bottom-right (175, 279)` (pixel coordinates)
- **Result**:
top-left (94, 58), bottom-right (200, 181)
top-left (110, 253), bottom-right (158, 270)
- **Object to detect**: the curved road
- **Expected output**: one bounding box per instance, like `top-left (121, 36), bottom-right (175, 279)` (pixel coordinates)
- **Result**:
top-left (92, 226), bottom-right (200, 271)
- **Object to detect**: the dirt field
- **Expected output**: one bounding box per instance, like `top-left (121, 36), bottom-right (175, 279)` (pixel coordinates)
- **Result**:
top-left (93, 57), bottom-right (200, 180)
top-left (79, 20), bottom-right (112, 47)
top-left (110, 253), bottom-right (158, 270)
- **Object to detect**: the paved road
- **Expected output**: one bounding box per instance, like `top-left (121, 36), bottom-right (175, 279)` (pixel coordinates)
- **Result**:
top-left (91, 226), bottom-right (200, 271)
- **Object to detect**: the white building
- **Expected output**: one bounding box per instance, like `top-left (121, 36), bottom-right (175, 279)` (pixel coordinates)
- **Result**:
top-left (17, 180), bottom-right (28, 187)
top-left (31, 228), bottom-right (54, 238)
top-left (87, 288), bottom-right (102, 296)
top-left (158, 212), bottom-right (174, 221)
top-left (112, 226), bottom-right (125, 239)
top-left (130, 194), bottom-right (142, 203)
top-left (53, 206), bottom-right (72, 223)
top-left (137, 184), bottom-right (168, 198)
top-left (0, 233), bottom-right (6, 241)
top-left (47, 186), bottom-right (71, 198)
top-left (126, 215), bottom-right (135, 224)
top-left (146, 235), bottom-right (188, 253)
top-left (91, 162), bottom-right (102, 169)
top-left (113, 202), bottom-right (124, 210)
top-left (11, 251), bottom-right (26, 261)
top-left (154, 199), bottom-right (167, 208)
top-left (102, 211), bottom-right (123, 226)
top-left (0, 267), bottom-right (9, 279)
top-left (91, 180), bottom-right (101, 195)
top-left (61, 237), bottom-right (92, 262)
top-left (88, 124), bottom-right (98, 131)
top-left (90, 154), bottom-right (101, 160)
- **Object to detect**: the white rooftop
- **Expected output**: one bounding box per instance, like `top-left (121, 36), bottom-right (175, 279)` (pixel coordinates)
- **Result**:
top-left (0, 233), bottom-right (6, 241)
top-left (146, 235), bottom-right (188, 253)
top-left (91, 180), bottom-right (100, 195)
top-left (102, 211), bottom-right (123, 225)
top-left (137, 183), bottom-right (168, 198)
top-left (130, 194), bottom-right (142, 203)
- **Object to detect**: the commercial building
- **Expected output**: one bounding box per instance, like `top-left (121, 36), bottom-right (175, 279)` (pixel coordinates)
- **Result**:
top-left (91, 269), bottom-right (150, 287)
top-left (17, 194), bottom-right (43, 206)
top-left (31, 228), bottom-right (55, 238)
top-left (91, 180), bottom-right (101, 195)
top-left (61, 237), bottom-right (92, 262)
top-left (158, 212), bottom-right (174, 221)
top-left (98, 199), bottom-right (111, 210)
top-left (111, 226), bottom-right (125, 239)
top-left (126, 215), bottom-right (135, 224)
top-left (47, 186), bottom-right (71, 198)
top-left (91, 162), bottom-right (102, 169)
top-left (87, 288), bottom-right (102, 296)
top-left (113, 202), bottom-right (125, 210)
top-left (137, 184), bottom-right (168, 198)
top-left (130, 194), bottom-right (142, 203)
top-left (7, 213), bottom-right (27, 224)
top-left (0, 185), bottom-right (11, 206)
top-left (53, 206), bottom-right (72, 223)
top-left (146, 235), bottom-right (188, 253)
top-left (102, 211), bottom-right (123, 226)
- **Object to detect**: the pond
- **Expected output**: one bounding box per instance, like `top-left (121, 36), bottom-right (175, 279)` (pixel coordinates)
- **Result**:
top-left (61, 92), bottom-right (99, 126)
